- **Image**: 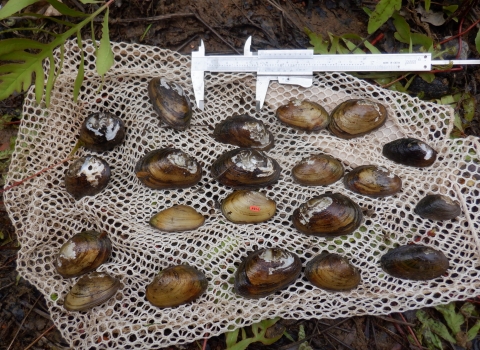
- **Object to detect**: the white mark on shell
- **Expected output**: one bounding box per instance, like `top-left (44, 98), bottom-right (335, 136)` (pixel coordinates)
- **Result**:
top-left (160, 78), bottom-right (171, 90)
top-left (231, 150), bottom-right (275, 177)
top-left (72, 157), bottom-right (106, 187)
top-left (85, 114), bottom-right (120, 141)
top-left (377, 166), bottom-right (395, 179)
top-left (60, 241), bottom-right (77, 260)
top-left (358, 99), bottom-right (381, 115)
top-left (293, 99), bottom-right (303, 107)
top-left (242, 122), bottom-right (270, 146)
top-left (260, 249), bottom-right (296, 275)
top-left (419, 143), bottom-right (434, 160)
top-left (167, 152), bottom-right (197, 174)
top-left (298, 197), bottom-right (333, 225)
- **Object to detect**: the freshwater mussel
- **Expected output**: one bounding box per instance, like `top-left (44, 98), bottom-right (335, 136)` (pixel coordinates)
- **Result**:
top-left (292, 193), bottom-right (363, 237)
top-left (79, 112), bottom-right (126, 152)
top-left (276, 99), bottom-right (330, 132)
top-left (146, 265), bottom-right (208, 308)
top-left (213, 114), bottom-right (274, 150)
top-left (65, 156), bottom-right (111, 200)
top-left (343, 165), bottom-right (402, 198)
top-left (292, 154), bottom-right (344, 186)
top-left (148, 77), bottom-right (192, 130)
top-left (55, 230), bottom-right (112, 278)
top-left (414, 194), bottom-right (461, 221)
top-left (150, 205), bottom-right (205, 232)
top-left (221, 190), bottom-right (276, 224)
top-left (234, 248), bottom-right (302, 299)
top-left (135, 148), bottom-right (202, 189)
top-left (211, 148), bottom-right (281, 188)
top-left (63, 271), bottom-right (121, 311)
top-left (380, 244), bottom-right (449, 280)
top-left (305, 253), bottom-right (361, 291)
top-left (382, 138), bottom-right (437, 167)
top-left (329, 99), bottom-right (387, 139)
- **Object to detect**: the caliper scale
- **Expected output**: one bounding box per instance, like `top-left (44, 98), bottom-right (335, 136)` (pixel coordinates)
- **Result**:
top-left (191, 36), bottom-right (480, 111)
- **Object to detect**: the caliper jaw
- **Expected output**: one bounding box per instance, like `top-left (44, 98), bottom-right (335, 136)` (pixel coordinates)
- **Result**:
top-left (191, 40), bottom-right (206, 111)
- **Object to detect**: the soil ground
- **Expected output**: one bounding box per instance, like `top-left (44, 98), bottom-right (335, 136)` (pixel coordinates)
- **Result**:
top-left (1, 0), bottom-right (480, 349)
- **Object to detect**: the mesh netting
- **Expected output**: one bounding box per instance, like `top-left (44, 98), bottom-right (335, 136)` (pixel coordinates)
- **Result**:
top-left (5, 41), bottom-right (480, 348)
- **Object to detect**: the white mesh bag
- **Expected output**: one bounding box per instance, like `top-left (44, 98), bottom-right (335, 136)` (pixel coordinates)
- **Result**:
top-left (5, 41), bottom-right (480, 348)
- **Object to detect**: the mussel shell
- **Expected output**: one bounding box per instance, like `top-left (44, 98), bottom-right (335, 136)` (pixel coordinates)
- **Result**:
top-left (135, 148), bottom-right (202, 189)
top-left (292, 154), bottom-right (344, 186)
top-left (65, 156), bottom-right (111, 200)
top-left (78, 112), bottom-right (125, 152)
top-left (213, 114), bottom-right (274, 150)
top-left (414, 194), bottom-right (461, 221)
top-left (305, 253), bottom-right (361, 291)
top-left (380, 244), bottom-right (449, 280)
top-left (292, 193), bottom-right (363, 237)
top-left (221, 190), bottom-right (276, 224)
top-left (329, 99), bottom-right (387, 139)
top-left (275, 99), bottom-right (330, 132)
top-left (234, 248), bottom-right (302, 299)
top-left (211, 148), bottom-right (281, 189)
top-left (146, 265), bottom-right (208, 308)
top-left (64, 272), bottom-right (121, 311)
top-left (382, 138), bottom-right (437, 167)
top-left (343, 165), bottom-right (402, 198)
top-left (55, 231), bottom-right (112, 278)
top-left (150, 205), bottom-right (205, 232)
top-left (148, 77), bottom-right (192, 130)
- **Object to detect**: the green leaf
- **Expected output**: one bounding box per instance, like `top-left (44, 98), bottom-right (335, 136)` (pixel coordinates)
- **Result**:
top-left (226, 329), bottom-right (240, 348)
top-left (462, 95), bottom-right (475, 122)
top-left (0, 0), bottom-right (39, 20)
top-left (364, 40), bottom-right (382, 54)
top-left (418, 72), bottom-right (435, 83)
top-left (411, 33), bottom-right (434, 51)
top-left (442, 5), bottom-right (458, 16)
top-left (50, 293), bottom-right (59, 301)
top-left (0, 231), bottom-right (4, 240)
top-left (362, 6), bottom-right (373, 16)
top-left (305, 29), bottom-right (329, 54)
top-left (435, 303), bottom-right (464, 334)
top-left (476, 28), bottom-right (480, 55)
top-left (367, 0), bottom-right (401, 34)
top-left (96, 8), bottom-right (114, 77)
top-left (80, 0), bottom-right (102, 3)
top-left (460, 302), bottom-right (477, 318)
top-left (73, 32), bottom-right (85, 102)
top-left (341, 38), bottom-right (364, 54)
top-left (417, 310), bottom-right (457, 344)
top-left (45, 0), bottom-right (88, 17)
top-left (425, 0), bottom-right (431, 11)
top-left (392, 13), bottom-right (411, 43)
top-left (453, 113), bottom-right (464, 132)
top-left (467, 320), bottom-right (480, 341)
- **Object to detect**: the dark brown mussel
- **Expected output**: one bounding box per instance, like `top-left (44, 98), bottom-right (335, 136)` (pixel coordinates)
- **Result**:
top-left (382, 138), bottom-right (437, 167)
top-left (63, 272), bottom-right (121, 311)
top-left (276, 99), bottom-right (330, 132)
top-left (78, 112), bottom-right (125, 152)
top-left (292, 154), bottom-right (344, 186)
top-left (146, 265), bottom-right (208, 308)
top-left (329, 99), bottom-right (387, 139)
top-left (343, 165), bottom-right (402, 198)
top-left (211, 148), bottom-right (281, 189)
top-left (213, 114), bottom-right (274, 150)
top-left (414, 194), bottom-right (461, 221)
top-left (292, 193), bottom-right (363, 237)
top-left (55, 231), bottom-right (112, 278)
top-left (305, 253), bottom-right (361, 291)
top-left (135, 148), bottom-right (202, 190)
top-left (380, 244), bottom-right (449, 280)
top-left (234, 248), bottom-right (302, 299)
top-left (65, 156), bottom-right (111, 200)
top-left (148, 77), bottom-right (192, 130)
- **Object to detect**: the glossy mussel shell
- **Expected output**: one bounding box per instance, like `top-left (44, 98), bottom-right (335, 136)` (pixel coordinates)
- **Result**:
top-left (380, 244), bottom-right (449, 280)
top-left (221, 190), bottom-right (276, 224)
top-left (148, 77), bottom-right (192, 130)
top-left (292, 154), bottom-right (344, 186)
top-left (150, 205), bottom-right (205, 232)
top-left (211, 148), bottom-right (281, 189)
top-left (65, 156), bottom-right (111, 200)
top-left (292, 193), bottom-right (363, 237)
top-left (329, 99), bottom-right (387, 139)
top-left (343, 165), bottom-right (402, 198)
top-left (234, 248), bottom-right (302, 299)
top-left (213, 114), bottom-right (274, 150)
top-left (276, 99), bottom-right (330, 132)
top-left (382, 138), bottom-right (437, 167)
top-left (414, 194), bottom-right (461, 221)
top-left (55, 231), bottom-right (112, 278)
top-left (64, 272), bottom-right (121, 311)
top-left (305, 253), bottom-right (361, 291)
top-left (135, 148), bottom-right (202, 189)
top-left (79, 112), bottom-right (125, 152)
top-left (146, 265), bottom-right (208, 308)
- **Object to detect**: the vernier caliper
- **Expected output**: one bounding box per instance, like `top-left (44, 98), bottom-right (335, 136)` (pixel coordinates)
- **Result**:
top-left (191, 36), bottom-right (480, 111)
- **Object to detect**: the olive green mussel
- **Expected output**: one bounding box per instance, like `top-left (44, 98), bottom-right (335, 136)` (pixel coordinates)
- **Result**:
top-left (135, 148), bottom-right (202, 190)
top-left (221, 190), bottom-right (276, 224)
top-left (292, 154), bottom-right (344, 186)
top-left (292, 193), bottom-right (363, 237)
top-left (64, 272), bottom-right (121, 311)
top-left (343, 165), bottom-right (402, 198)
top-left (380, 244), bottom-right (449, 280)
top-left (276, 99), bottom-right (330, 132)
top-left (305, 253), bottom-right (361, 291)
top-left (329, 99), bottom-right (387, 139)
top-left (55, 231), bottom-right (112, 278)
top-left (146, 265), bottom-right (208, 308)
top-left (150, 205), bottom-right (205, 232)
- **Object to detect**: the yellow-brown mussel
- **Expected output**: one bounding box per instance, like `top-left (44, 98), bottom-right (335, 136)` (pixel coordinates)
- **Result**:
top-left (221, 190), bottom-right (276, 224)
top-left (343, 165), bottom-right (402, 198)
top-left (276, 99), bottom-right (330, 132)
top-left (292, 154), bottom-right (344, 186)
top-left (150, 205), bottom-right (205, 232)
